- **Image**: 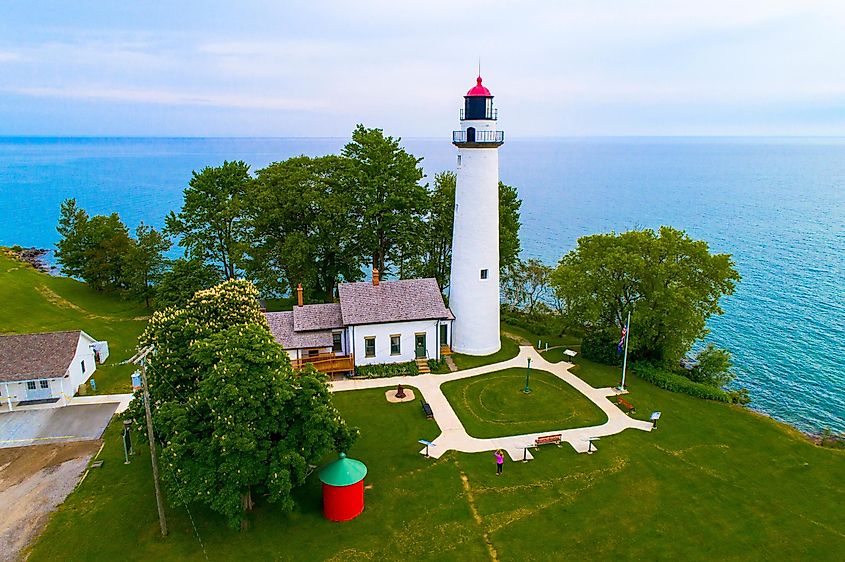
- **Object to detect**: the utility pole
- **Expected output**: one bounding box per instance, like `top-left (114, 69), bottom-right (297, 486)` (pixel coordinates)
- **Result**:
top-left (130, 346), bottom-right (168, 538)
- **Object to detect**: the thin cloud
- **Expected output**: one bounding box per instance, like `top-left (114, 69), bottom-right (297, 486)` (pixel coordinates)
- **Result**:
top-left (9, 86), bottom-right (324, 111)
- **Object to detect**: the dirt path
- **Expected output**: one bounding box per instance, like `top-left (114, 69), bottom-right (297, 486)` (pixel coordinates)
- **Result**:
top-left (0, 441), bottom-right (101, 561)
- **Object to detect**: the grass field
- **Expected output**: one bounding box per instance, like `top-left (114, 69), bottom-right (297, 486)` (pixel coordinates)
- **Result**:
top-left (28, 357), bottom-right (845, 561)
top-left (441, 368), bottom-right (607, 438)
top-left (0, 252), bottom-right (148, 394)
top-left (450, 335), bottom-right (521, 371)
top-left (10, 256), bottom-right (845, 560)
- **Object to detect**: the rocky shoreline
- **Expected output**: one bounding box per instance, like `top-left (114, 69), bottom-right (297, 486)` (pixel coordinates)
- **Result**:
top-left (3, 246), bottom-right (57, 274)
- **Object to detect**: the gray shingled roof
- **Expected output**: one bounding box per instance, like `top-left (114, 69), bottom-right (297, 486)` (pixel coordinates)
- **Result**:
top-left (338, 278), bottom-right (452, 326)
top-left (292, 303), bottom-right (344, 332)
top-left (265, 312), bottom-right (334, 349)
top-left (0, 331), bottom-right (82, 383)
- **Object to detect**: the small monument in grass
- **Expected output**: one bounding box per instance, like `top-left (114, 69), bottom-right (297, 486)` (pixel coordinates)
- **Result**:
top-left (395, 384), bottom-right (406, 399)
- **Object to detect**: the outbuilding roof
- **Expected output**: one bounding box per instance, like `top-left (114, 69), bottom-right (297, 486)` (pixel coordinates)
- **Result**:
top-left (319, 452), bottom-right (368, 486)
top-left (265, 312), bottom-right (334, 350)
top-left (0, 331), bottom-right (85, 383)
top-left (338, 278), bottom-right (452, 326)
top-left (292, 303), bottom-right (344, 332)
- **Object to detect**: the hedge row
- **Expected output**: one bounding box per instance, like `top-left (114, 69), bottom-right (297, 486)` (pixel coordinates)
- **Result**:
top-left (353, 361), bottom-right (419, 379)
top-left (631, 362), bottom-right (734, 403)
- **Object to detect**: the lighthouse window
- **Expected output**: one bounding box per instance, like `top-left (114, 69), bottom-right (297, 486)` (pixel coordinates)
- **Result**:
top-left (457, 155), bottom-right (462, 167)
top-left (480, 269), bottom-right (489, 280)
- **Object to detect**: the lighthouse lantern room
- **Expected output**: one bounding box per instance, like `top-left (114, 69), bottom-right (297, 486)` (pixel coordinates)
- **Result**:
top-left (449, 76), bottom-right (504, 356)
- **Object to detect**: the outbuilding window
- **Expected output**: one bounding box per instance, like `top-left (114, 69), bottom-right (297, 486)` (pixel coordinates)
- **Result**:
top-left (364, 337), bottom-right (376, 358)
top-left (26, 381), bottom-right (36, 390)
top-left (81, 360), bottom-right (86, 374)
top-left (390, 335), bottom-right (401, 355)
top-left (40, 380), bottom-right (49, 389)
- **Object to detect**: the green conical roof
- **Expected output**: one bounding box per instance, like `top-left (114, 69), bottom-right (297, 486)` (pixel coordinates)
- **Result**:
top-left (319, 452), bottom-right (368, 486)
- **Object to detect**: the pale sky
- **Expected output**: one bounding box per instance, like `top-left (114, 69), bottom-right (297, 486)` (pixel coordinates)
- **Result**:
top-left (1, 0), bottom-right (844, 137)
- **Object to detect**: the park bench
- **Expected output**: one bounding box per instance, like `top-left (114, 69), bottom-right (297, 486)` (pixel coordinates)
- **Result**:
top-left (617, 396), bottom-right (636, 414)
top-left (421, 400), bottom-right (434, 419)
top-left (534, 434), bottom-right (562, 447)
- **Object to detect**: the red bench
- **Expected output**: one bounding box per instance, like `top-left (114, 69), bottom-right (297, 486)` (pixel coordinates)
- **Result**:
top-left (534, 434), bottom-right (562, 447)
top-left (617, 396), bottom-right (636, 414)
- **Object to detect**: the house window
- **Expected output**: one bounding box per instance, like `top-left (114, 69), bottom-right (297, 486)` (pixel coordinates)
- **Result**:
top-left (390, 335), bottom-right (401, 355)
top-left (27, 381), bottom-right (36, 390)
top-left (81, 360), bottom-right (86, 374)
top-left (40, 380), bottom-right (49, 389)
top-left (308, 349), bottom-right (320, 357)
top-left (332, 332), bottom-right (342, 353)
top-left (364, 337), bottom-right (376, 358)
top-left (480, 269), bottom-right (489, 279)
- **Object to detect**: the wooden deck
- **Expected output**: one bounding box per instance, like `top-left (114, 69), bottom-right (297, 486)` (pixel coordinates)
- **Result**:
top-left (290, 353), bottom-right (354, 375)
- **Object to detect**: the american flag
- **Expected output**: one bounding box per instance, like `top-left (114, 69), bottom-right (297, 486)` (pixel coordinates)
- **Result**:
top-left (617, 326), bottom-right (627, 353)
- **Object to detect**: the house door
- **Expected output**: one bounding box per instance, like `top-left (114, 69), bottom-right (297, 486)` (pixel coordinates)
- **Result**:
top-left (440, 324), bottom-right (448, 346)
top-left (415, 333), bottom-right (427, 359)
top-left (25, 380), bottom-right (52, 401)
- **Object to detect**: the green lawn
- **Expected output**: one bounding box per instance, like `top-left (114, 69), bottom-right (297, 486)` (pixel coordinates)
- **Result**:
top-left (0, 251), bottom-right (148, 394)
top-left (17, 270), bottom-right (845, 560)
top-left (441, 368), bottom-right (607, 438)
top-left (450, 334), bottom-right (521, 371)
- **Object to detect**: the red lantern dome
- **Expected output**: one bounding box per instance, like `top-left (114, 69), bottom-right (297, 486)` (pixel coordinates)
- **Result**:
top-left (466, 76), bottom-right (492, 97)
top-left (318, 452), bottom-right (367, 522)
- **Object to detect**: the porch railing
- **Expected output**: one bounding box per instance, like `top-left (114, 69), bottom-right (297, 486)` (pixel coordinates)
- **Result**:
top-left (290, 353), bottom-right (354, 374)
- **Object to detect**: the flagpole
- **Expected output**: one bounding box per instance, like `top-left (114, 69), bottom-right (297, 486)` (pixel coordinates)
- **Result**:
top-left (620, 310), bottom-right (631, 390)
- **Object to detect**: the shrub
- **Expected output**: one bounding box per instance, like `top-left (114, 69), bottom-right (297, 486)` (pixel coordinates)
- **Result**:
top-left (631, 362), bottom-right (742, 403)
top-left (353, 361), bottom-right (419, 379)
top-left (427, 358), bottom-right (447, 372)
top-left (501, 308), bottom-right (566, 338)
top-left (582, 330), bottom-right (623, 366)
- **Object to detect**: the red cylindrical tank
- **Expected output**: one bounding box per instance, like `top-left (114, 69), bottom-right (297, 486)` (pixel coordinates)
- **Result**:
top-left (318, 452), bottom-right (368, 522)
top-left (322, 480), bottom-right (364, 521)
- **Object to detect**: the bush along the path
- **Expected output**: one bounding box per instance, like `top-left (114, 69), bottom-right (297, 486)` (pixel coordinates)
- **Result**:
top-left (631, 362), bottom-right (750, 404)
top-left (353, 361), bottom-right (419, 378)
top-left (582, 330), bottom-right (623, 366)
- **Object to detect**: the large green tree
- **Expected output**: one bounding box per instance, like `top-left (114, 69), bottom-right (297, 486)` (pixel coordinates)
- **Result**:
top-left (165, 161), bottom-right (251, 280)
top-left (245, 155), bottom-right (364, 300)
top-left (551, 226), bottom-right (740, 362)
top-left (342, 125), bottom-right (428, 277)
top-left (155, 257), bottom-right (223, 309)
top-left (498, 181), bottom-right (523, 271)
top-left (134, 280), bottom-right (356, 528)
top-left (125, 222), bottom-right (171, 307)
top-left (55, 199), bottom-right (134, 291)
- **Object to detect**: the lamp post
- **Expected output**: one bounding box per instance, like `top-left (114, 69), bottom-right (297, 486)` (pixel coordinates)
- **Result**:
top-left (523, 357), bottom-right (532, 394)
top-left (122, 418), bottom-right (133, 464)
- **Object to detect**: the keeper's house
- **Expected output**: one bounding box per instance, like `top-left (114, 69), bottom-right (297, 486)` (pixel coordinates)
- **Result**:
top-left (265, 270), bottom-right (453, 375)
top-left (0, 330), bottom-right (108, 410)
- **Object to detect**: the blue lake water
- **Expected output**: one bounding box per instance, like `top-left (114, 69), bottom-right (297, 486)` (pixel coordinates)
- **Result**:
top-left (0, 136), bottom-right (843, 433)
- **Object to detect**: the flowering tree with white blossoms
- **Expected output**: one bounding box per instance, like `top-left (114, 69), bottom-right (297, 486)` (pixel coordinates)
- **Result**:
top-left (130, 279), bottom-right (357, 529)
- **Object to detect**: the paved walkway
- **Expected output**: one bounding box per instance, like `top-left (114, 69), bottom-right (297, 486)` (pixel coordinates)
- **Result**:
top-left (6, 393), bottom-right (134, 415)
top-left (331, 346), bottom-right (653, 461)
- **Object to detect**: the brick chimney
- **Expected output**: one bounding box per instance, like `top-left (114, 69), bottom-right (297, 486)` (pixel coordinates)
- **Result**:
top-left (372, 268), bottom-right (380, 286)
top-left (296, 283), bottom-right (303, 307)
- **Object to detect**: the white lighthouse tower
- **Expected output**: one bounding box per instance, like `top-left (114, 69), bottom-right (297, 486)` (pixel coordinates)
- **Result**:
top-left (449, 76), bottom-right (504, 355)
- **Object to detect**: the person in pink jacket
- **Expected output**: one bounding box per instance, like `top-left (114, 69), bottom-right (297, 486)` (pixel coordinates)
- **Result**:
top-left (495, 450), bottom-right (504, 475)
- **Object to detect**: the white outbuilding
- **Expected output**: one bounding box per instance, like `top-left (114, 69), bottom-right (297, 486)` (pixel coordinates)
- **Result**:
top-left (0, 330), bottom-right (107, 410)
